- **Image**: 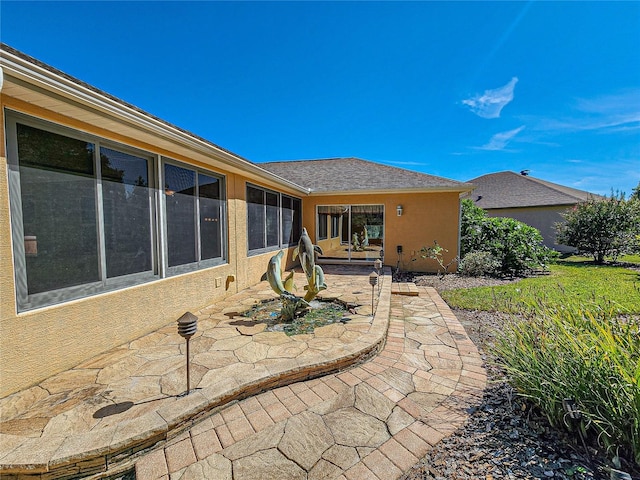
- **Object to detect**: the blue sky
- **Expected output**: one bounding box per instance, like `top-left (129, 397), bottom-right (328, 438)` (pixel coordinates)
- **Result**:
top-left (2, 1), bottom-right (639, 196)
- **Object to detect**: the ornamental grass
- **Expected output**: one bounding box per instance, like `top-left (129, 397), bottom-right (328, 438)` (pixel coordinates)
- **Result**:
top-left (492, 297), bottom-right (640, 468)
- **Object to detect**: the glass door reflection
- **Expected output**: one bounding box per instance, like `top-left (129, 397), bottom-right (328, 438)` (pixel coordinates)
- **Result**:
top-left (317, 205), bottom-right (383, 262)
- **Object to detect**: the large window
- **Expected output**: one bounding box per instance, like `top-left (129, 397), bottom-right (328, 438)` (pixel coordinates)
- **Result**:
top-left (247, 184), bottom-right (302, 254)
top-left (164, 162), bottom-right (224, 272)
top-left (317, 213), bottom-right (328, 240)
top-left (102, 147), bottom-right (153, 278)
top-left (6, 112), bottom-right (227, 311)
top-left (331, 215), bottom-right (340, 239)
top-left (282, 195), bottom-right (302, 246)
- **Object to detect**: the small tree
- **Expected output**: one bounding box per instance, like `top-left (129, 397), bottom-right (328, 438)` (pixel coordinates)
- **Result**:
top-left (631, 181), bottom-right (640, 201)
top-left (556, 193), bottom-right (640, 263)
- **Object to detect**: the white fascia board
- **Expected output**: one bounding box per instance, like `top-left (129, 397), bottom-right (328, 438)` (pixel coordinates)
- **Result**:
top-left (0, 50), bottom-right (308, 195)
top-left (309, 185), bottom-right (475, 196)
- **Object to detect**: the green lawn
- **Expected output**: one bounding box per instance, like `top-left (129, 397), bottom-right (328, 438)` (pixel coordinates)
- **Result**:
top-left (442, 259), bottom-right (640, 313)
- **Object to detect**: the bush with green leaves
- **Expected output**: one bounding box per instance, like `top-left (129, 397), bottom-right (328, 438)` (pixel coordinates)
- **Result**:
top-left (460, 198), bottom-right (487, 258)
top-left (556, 193), bottom-right (640, 264)
top-left (493, 299), bottom-right (640, 468)
top-left (458, 251), bottom-right (500, 277)
top-left (459, 199), bottom-right (555, 276)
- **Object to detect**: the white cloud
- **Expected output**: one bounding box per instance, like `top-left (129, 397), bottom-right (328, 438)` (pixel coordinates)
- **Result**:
top-left (462, 77), bottom-right (519, 119)
top-left (533, 89), bottom-right (640, 134)
top-left (478, 125), bottom-right (525, 151)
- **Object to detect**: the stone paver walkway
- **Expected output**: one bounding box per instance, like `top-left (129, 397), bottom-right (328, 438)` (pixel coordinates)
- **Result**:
top-left (0, 267), bottom-right (486, 479)
top-left (133, 286), bottom-right (486, 480)
top-left (0, 267), bottom-right (390, 478)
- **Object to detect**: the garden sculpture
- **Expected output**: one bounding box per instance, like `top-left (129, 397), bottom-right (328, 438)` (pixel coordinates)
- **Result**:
top-left (263, 227), bottom-right (326, 321)
top-left (293, 227), bottom-right (327, 302)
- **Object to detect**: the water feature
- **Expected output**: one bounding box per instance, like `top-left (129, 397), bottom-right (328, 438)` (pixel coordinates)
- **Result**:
top-left (242, 298), bottom-right (350, 336)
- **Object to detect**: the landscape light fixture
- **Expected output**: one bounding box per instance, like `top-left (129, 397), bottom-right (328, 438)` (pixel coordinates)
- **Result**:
top-left (374, 258), bottom-right (382, 275)
top-left (562, 398), bottom-right (591, 462)
top-left (396, 205), bottom-right (403, 216)
top-left (369, 271), bottom-right (378, 315)
top-left (177, 311), bottom-right (198, 395)
top-left (374, 259), bottom-right (383, 292)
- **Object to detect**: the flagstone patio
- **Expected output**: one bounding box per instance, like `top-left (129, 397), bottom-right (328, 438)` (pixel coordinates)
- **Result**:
top-left (0, 266), bottom-right (486, 479)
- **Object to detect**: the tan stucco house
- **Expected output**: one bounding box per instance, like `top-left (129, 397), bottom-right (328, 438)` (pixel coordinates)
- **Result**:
top-left (0, 44), bottom-right (472, 397)
top-left (467, 171), bottom-right (598, 252)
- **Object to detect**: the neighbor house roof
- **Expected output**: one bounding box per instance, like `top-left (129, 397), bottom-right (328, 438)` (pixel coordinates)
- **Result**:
top-left (468, 171), bottom-right (597, 209)
top-left (260, 158), bottom-right (473, 195)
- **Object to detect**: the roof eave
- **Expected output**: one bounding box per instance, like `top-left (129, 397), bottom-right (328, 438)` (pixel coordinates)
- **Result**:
top-left (0, 47), bottom-right (310, 195)
top-left (309, 185), bottom-right (475, 196)
top-left (482, 202), bottom-right (580, 210)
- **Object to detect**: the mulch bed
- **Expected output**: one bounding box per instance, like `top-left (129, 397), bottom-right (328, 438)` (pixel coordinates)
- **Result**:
top-left (395, 272), bottom-right (639, 480)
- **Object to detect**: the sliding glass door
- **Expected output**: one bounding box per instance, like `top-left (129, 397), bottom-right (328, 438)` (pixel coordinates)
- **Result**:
top-left (317, 205), bottom-right (384, 262)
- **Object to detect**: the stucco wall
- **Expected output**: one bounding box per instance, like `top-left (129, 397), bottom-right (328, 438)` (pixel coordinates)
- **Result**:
top-left (486, 206), bottom-right (576, 253)
top-left (304, 192), bottom-right (461, 273)
top-left (0, 100), bottom-right (299, 397)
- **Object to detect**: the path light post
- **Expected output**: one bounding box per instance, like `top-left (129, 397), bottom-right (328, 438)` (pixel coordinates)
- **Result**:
top-left (177, 312), bottom-right (198, 396)
top-left (369, 271), bottom-right (378, 315)
top-left (374, 259), bottom-right (383, 293)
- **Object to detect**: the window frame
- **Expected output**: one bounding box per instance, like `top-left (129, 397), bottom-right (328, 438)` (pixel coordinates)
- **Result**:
top-left (330, 214), bottom-right (340, 239)
top-left (161, 158), bottom-right (227, 276)
top-left (246, 183), bottom-right (302, 256)
top-left (317, 212), bottom-right (328, 240)
top-left (281, 194), bottom-right (302, 247)
top-left (6, 111), bottom-right (160, 311)
top-left (5, 110), bottom-right (229, 312)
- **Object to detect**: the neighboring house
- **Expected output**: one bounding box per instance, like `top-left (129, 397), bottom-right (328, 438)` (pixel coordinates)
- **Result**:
top-left (467, 171), bottom-right (598, 252)
top-left (0, 44), bottom-right (472, 396)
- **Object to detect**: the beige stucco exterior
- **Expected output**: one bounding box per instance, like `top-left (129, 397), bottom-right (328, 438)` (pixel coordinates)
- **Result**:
top-left (304, 192), bottom-right (461, 273)
top-left (0, 97), bottom-right (301, 397)
top-left (486, 205), bottom-right (576, 253)
top-left (0, 46), bottom-right (468, 398)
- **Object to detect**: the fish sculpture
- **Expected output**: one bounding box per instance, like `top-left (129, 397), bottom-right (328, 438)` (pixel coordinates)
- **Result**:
top-left (262, 250), bottom-right (307, 320)
top-left (293, 228), bottom-right (323, 284)
top-left (261, 250), bottom-right (295, 296)
top-left (293, 228), bottom-right (326, 302)
top-left (261, 227), bottom-right (328, 321)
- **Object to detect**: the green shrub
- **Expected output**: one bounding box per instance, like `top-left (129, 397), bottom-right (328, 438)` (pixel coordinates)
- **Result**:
top-left (460, 199), bottom-right (487, 258)
top-left (459, 200), bottom-right (556, 276)
top-left (556, 194), bottom-right (640, 264)
top-left (493, 300), bottom-right (640, 467)
top-left (459, 251), bottom-right (500, 277)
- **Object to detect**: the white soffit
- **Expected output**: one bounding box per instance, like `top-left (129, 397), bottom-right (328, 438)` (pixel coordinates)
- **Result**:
top-left (0, 51), bottom-right (307, 194)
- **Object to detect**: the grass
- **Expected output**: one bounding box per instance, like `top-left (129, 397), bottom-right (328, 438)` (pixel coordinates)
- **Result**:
top-left (441, 259), bottom-right (640, 314)
top-left (442, 256), bottom-right (640, 469)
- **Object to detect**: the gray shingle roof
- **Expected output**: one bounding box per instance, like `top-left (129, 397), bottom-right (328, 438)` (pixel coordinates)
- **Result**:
top-left (467, 171), bottom-right (598, 209)
top-left (260, 158), bottom-right (473, 193)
